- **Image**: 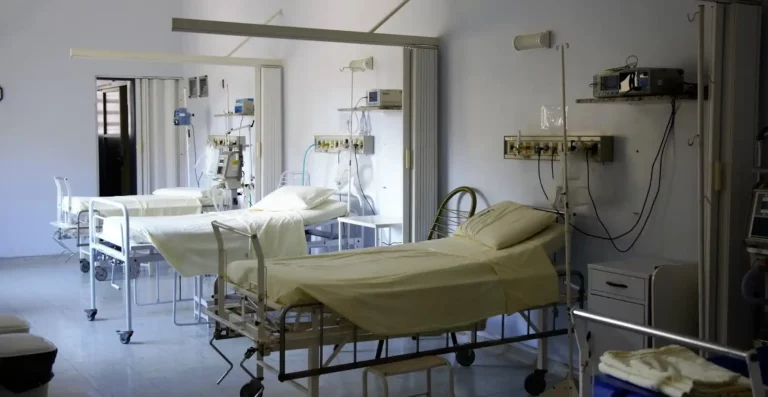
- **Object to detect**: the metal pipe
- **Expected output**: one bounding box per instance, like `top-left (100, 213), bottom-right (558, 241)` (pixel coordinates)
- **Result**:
top-left (225, 9), bottom-right (283, 57)
top-left (696, 3), bottom-right (706, 343)
top-left (559, 42), bottom-right (574, 384)
top-left (369, 0), bottom-right (411, 33)
top-left (278, 328), bottom-right (568, 381)
top-left (573, 309), bottom-right (748, 359)
top-left (706, 3), bottom-right (725, 344)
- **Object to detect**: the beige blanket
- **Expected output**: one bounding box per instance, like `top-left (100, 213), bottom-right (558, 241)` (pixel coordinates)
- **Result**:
top-left (133, 210), bottom-right (308, 277)
top-left (227, 225), bottom-right (563, 336)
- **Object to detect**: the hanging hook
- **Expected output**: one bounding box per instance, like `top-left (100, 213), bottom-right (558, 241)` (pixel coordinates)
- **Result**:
top-left (687, 135), bottom-right (700, 146)
top-left (687, 11), bottom-right (699, 22)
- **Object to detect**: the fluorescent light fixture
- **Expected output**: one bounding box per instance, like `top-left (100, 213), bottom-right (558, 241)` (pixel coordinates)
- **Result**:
top-left (171, 18), bottom-right (439, 48)
top-left (514, 31), bottom-right (551, 51)
top-left (70, 48), bottom-right (282, 67)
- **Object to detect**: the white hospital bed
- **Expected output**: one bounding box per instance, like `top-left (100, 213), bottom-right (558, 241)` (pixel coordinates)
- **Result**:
top-left (50, 177), bottom-right (222, 272)
top-left (85, 186), bottom-right (360, 344)
top-left (204, 215), bottom-right (585, 397)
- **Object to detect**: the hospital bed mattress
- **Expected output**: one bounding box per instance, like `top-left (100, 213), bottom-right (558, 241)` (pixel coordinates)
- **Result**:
top-left (100, 200), bottom-right (348, 276)
top-left (227, 224), bottom-right (564, 336)
top-left (65, 195), bottom-right (208, 218)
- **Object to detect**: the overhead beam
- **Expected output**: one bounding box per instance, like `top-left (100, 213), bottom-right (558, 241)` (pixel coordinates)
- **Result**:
top-left (70, 48), bottom-right (282, 67)
top-left (172, 18), bottom-right (439, 48)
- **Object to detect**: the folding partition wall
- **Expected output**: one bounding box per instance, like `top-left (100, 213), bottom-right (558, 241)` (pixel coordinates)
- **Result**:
top-left (403, 47), bottom-right (439, 242)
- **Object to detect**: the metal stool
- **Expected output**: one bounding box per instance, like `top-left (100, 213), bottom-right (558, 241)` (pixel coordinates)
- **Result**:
top-left (362, 356), bottom-right (455, 397)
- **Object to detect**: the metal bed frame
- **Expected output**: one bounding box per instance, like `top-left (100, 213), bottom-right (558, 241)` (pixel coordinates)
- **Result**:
top-left (51, 176), bottom-right (218, 274)
top-left (573, 309), bottom-right (764, 397)
top-left (205, 187), bottom-right (585, 397)
top-left (83, 173), bottom-right (361, 344)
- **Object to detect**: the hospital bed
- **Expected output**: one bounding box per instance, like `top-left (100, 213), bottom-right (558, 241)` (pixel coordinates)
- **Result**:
top-left (50, 176), bottom-right (223, 273)
top-left (84, 181), bottom-right (360, 344)
top-left (203, 198), bottom-right (585, 397)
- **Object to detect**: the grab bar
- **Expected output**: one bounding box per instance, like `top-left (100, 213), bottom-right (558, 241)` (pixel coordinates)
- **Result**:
top-left (572, 309), bottom-right (764, 397)
top-left (573, 309), bottom-right (746, 359)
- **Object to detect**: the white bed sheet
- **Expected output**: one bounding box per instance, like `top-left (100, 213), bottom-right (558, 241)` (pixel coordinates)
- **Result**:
top-left (64, 195), bottom-right (207, 218)
top-left (101, 199), bottom-right (347, 245)
top-left (294, 199), bottom-right (348, 224)
top-left (99, 200), bottom-right (348, 276)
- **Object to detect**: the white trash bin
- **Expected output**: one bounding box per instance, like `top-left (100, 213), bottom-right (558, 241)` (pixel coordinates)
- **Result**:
top-left (0, 316), bottom-right (30, 335)
top-left (0, 334), bottom-right (57, 397)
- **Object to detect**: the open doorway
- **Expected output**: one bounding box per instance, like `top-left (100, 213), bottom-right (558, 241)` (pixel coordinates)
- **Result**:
top-left (96, 78), bottom-right (136, 196)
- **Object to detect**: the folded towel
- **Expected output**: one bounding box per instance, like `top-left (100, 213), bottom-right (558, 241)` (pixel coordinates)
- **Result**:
top-left (599, 345), bottom-right (752, 397)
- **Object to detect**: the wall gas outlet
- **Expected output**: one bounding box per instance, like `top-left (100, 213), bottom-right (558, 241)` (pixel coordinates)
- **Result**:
top-left (314, 135), bottom-right (374, 154)
top-left (503, 135), bottom-right (614, 162)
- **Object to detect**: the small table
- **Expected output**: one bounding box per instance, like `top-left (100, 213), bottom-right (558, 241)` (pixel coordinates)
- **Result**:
top-left (338, 215), bottom-right (402, 250)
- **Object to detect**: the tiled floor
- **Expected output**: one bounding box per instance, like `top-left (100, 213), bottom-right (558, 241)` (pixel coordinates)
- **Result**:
top-left (0, 256), bottom-right (560, 396)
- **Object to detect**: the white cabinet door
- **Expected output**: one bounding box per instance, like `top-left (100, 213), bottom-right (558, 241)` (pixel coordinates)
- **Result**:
top-left (589, 293), bottom-right (646, 357)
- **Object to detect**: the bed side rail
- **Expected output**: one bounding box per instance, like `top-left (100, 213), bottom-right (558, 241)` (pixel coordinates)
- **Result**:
top-left (89, 198), bottom-right (130, 253)
top-left (211, 221), bottom-right (267, 346)
top-left (54, 176), bottom-right (72, 224)
top-left (572, 309), bottom-right (764, 397)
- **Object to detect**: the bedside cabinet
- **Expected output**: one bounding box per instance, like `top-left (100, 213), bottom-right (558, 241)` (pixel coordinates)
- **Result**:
top-left (587, 259), bottom-right (698, 357)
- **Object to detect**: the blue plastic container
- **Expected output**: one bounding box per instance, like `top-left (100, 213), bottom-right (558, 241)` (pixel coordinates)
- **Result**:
top-left (594, 375), bottom-right (666, 397)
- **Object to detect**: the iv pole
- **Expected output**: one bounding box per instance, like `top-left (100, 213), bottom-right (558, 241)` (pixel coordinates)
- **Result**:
top-left (558, 42), bottom-right (574, 393)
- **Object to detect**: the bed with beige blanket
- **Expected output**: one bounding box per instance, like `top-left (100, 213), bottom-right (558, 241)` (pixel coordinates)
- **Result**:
top-left (227, 224), bottom-right (564, 336)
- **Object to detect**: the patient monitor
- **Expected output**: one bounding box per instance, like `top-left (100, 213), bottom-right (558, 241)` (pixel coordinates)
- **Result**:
top-left (215, 151), bottom-right (242, 189)
top-left (207, 135), bottom-right (245, 190)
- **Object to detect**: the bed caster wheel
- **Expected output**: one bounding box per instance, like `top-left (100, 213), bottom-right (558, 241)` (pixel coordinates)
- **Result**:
top-left (79, 259), bottom-right (90, 273)
top-left (84, 309), bottom-right (97, 322)
top-left (239, 379), bottom-right (264, 397)
top-left (524, 369), bottom-right (548, 396)
top-left (117, 331), bottom-right (133, 345)
top-left (455, 349), bottom-right (476, 367)
top-left (94, 266), bottom-right (108, 281)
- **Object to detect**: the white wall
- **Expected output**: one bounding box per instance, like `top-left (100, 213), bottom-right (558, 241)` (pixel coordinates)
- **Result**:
top-left (0, 0), bottom-right (183, 257)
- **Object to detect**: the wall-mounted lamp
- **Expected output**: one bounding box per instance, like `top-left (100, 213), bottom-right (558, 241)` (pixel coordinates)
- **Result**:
top-left (341, 56), bottom-right (374, 72)
top-left (513, 31), bottom-right (551, 51)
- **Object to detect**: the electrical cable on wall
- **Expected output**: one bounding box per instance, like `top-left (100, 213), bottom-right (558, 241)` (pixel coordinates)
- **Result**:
top-left (586, 100), bottom-right (677, 252)
top-left (536, 99), bottom-right (677, 248)
top-left (190, 123), bottom-right (201, 187)
top-left (302, 144), bottom-right (316, 186)
top-left (354, 148), bottom-right (376, 215)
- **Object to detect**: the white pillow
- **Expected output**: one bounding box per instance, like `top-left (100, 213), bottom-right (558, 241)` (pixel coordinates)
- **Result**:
top-left (455, 201), bottom-right (555, 250)
top-left (251, 186), bottom-right (336, 211)
top-left (153, 187), bottom-right (211, 199)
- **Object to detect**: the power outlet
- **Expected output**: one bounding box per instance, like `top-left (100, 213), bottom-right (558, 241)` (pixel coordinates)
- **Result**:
top-left (314, 135), bottom-right (374, 154)
top-left (504, 135), bottom-right (614, 162)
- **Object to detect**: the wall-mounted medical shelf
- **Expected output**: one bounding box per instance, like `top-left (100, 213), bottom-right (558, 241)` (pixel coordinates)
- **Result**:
top-left (575, 93), bottom-right (699, 104)
top-left (214, 113), bottom-right (255, 117)
top-left (337, 106), bottom-right (402, 112)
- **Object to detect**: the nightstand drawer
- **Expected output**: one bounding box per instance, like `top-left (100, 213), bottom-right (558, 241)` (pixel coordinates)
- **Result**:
top-left (589, 269), bottom-right (646, 301)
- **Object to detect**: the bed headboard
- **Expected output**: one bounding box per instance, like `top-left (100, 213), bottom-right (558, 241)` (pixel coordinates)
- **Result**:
top-left (278, 171), bottom-right (309, 188)
top-left (427, 186), bottom-right (477, 240)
